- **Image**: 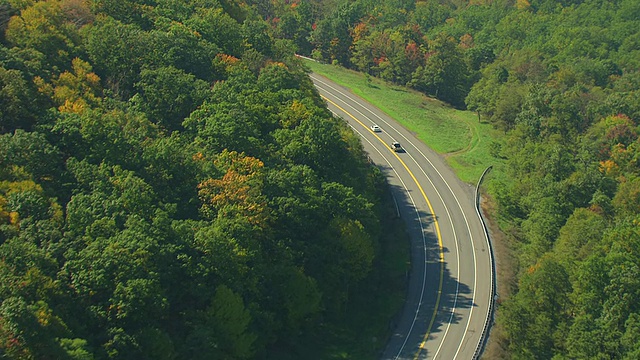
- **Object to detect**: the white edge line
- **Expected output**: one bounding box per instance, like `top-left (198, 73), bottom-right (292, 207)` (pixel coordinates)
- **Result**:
top-left (327, 110), bottom-right (429, 359)
top-left (318, 75), bottom-right (481, 358)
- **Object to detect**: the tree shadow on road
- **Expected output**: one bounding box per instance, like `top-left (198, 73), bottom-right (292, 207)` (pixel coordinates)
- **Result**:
top-left (380, 181), bottom-right (477, 360)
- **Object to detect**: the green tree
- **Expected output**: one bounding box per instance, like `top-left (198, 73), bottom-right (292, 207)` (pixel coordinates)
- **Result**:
top-left (91, 0), bottom-right (153, 28)
top-left (133, 66), bottom-right (209, 132)
top-left (409, 32), bottom-right (470, 107)
top-left (51, 107), bottom-right (156, 168)
top-left (242, 19), bottom-right (274, 58)
top-left (465, 64), bottom-right (503, 122)
top-left (139, 133), bottom-right (200, 218)
top-left (493, 81), bottom-right (526, 131)
top-left (191, 216), bottom-right (259, 291)
top-left (502, 256), bottom-right (571, 358)
top-left (185, 285), bottom-right (256, 360)
top-left (411, 0), bottom-right (451, 33)
top-left (184, 7), bottom-right (244, 58)
top-left (59, 338), bottom-right (95, 360)
top-left (309, 0), bottom-right (366, 65)
top-left (0, 65), bottom-right (46, 133)
top-left (613, 176), bottom-right (640, 218)
top-left (83, 17), bottom-right (151, 97)
top-left (186, 101), bottom-right (264, 156)
top-left (554, 207), bottom-right (606, 274)
top-left (5, 0), bottom-right (81, 71)
top-left (147, 21), bottom-right (219, 80)
top-left (0, 130), bottom-right (65, 195)
top-left (270, 266), bottom-right (321, 333)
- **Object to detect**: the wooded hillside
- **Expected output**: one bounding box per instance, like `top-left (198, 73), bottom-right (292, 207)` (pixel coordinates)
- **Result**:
top-left (3, 0), bottom-right (640, 358)
top-left (0, 0), bottom-right (395, 358)
top-left (263, 0), bottom-right (640, 358)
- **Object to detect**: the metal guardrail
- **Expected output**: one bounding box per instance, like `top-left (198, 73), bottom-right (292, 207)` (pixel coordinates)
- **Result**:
top-left (472, 166), bottom-right (495, 360)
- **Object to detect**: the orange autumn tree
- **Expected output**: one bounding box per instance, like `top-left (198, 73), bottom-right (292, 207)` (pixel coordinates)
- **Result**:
top-left (198, 150), bottom-right (270, 226)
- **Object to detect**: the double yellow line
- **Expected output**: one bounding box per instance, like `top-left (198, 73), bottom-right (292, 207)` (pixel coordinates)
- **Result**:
top-left (321, 95), bottom-right (445, 359)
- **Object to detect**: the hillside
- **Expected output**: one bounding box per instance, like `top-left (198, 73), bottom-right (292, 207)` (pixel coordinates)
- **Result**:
top-left (263, 0), bottom-right (640, 358)
top-left (0, 1), bottom-right (407, 359)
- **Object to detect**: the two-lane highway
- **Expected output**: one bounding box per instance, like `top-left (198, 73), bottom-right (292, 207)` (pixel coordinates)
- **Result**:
top-left (310, 73), bottom-right (492, 359)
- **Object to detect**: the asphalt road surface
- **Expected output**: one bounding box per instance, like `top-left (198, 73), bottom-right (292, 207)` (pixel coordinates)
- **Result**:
top-left (310, 73), bottom-right (493, 360)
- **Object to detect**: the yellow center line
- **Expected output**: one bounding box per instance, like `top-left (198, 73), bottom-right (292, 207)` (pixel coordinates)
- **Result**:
top-left (320, 94), bottom-right (445, 359)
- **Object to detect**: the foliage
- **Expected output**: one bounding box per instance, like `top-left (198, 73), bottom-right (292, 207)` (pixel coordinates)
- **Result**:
top-left (0, 0), bottom-right (392, 359)
top-left (4, 0), bottom-right (639, 358)
top-left (271, 0), bottom-right (640, 358)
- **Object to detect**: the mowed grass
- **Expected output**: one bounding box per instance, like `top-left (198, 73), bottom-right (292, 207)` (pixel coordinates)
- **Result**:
top-left (304, 60), bottom-right (501, 184)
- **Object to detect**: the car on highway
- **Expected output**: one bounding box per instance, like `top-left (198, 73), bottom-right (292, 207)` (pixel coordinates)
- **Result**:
top-left (391, 141), bottom-right (404, 152)
top-left (371, 124), bottom-right (382, 132)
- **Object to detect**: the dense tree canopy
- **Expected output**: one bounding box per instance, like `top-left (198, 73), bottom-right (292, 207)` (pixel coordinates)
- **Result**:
top-left (3, 0), bottom-right (640, 358)
top-left (261, 0), bottom-right (640, 358)
top-left (0, 0), bottom-right (390, 358)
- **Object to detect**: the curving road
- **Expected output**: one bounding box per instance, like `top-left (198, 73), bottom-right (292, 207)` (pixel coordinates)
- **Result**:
top-left (310, 73), bottom-right (493, 360)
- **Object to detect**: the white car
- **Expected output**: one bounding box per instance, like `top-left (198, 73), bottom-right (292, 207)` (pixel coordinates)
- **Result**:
top-left (391, 141), bottom-right (404, 152)
top-left (371, 124), bottom-right (382, 132)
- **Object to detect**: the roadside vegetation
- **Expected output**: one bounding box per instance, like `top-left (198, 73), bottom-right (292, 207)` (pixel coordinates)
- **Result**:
top-left (3, 0), bottom-right (640, 359)
top-left (0, 0), bottom-right (408, 359)
top-left (264, 0), bottom-right (640, 358)
top-left (305, 59), bottom-right (500, 184)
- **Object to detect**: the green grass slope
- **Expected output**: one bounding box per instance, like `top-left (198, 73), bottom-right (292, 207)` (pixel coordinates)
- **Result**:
top-left (304, 60), bottom-right (502, 183)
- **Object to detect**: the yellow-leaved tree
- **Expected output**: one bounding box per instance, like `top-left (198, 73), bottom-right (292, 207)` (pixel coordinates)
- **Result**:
top-left (35, 58), bottom-right (102, 114)
top-left (198, 150), bottom-right (270, 226)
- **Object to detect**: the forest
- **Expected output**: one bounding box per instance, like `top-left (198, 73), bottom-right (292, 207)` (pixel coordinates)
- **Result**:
top-left (0, 0), bottom-right (404, 358)
top-left (258, 0), bottom-right (640, 358)
top-left (3, 0), bottom-right (640, 359)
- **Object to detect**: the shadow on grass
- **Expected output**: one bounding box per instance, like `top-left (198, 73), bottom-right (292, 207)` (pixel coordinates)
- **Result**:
top-left (390, 86), bottom-right (408, 93)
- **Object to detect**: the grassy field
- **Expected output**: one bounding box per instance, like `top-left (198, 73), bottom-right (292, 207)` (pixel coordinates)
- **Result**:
top-left (303, 59), bottom-right (501, 184)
